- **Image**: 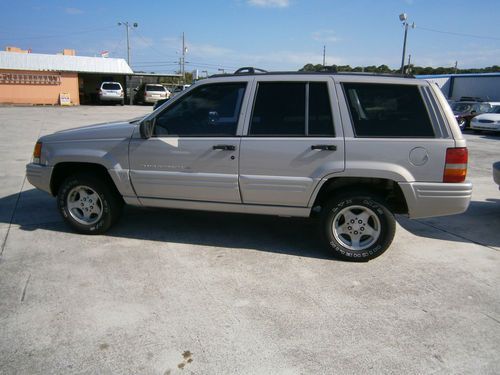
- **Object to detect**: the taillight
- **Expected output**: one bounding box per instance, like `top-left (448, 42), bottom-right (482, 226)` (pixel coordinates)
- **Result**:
top-left (33, 142), bottom-right (42, 164)
top-left (443, 147), bottom-right (468, 183)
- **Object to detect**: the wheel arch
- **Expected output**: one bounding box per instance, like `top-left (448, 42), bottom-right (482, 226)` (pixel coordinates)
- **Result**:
top-left (50, 162), bottom-right (122, 201)
top-left (311, 177), bottom-right (408, 215)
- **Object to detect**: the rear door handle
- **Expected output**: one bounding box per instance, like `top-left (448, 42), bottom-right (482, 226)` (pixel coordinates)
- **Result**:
top-left (311, 144), bottom-right (337, 151)
top-left (213, 144), bottom-right (236, 151)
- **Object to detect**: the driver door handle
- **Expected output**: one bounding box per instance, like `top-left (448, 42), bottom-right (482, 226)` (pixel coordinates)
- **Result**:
top-left (311, 144), bottom-right (337, 151)
top-left (213, 144), bottom-right (236, 151)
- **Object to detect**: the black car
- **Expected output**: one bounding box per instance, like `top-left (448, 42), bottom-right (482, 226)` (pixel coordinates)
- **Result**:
top-left (451, 101), bottom-right (491, 130)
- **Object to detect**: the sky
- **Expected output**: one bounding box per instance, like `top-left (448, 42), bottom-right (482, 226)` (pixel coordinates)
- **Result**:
top-left (1, 0), bottom-right (499, 75)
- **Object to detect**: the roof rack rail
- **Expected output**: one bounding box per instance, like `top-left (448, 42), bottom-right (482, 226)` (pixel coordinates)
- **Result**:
top-left (234, 67), bottom-right (268, 74)
top-left (209, 67), bottom-right (414, 79)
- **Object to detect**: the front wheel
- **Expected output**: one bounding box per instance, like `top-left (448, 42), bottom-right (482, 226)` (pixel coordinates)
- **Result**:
top-left (57, 174), bottom-right (122, 234)
top-left (321, 192), bottom-right (396, 261)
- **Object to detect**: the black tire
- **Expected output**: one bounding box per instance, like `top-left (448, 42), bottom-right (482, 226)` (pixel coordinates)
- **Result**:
top-left (120, 99), bottom-right (124, 106)
top-left (320, 191), bottom-right (396, 261)
top-left (57, 173), bottom-right (122, 234)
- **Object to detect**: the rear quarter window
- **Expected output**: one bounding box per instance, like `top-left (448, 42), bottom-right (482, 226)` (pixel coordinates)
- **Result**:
top-left (343, 83), bottom-right (434, 138)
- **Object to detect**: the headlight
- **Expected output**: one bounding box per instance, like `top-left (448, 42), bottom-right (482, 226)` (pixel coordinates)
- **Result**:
top-left (33, 141), bottom-right (42, 164)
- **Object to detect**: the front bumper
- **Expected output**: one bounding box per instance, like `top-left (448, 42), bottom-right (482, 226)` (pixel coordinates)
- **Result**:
top-left (470, 123), bottom-right (500, 132)
top-left (399, 181), bottom-right (473, 219)
top-left (26, 163), bottom-right (53, 194)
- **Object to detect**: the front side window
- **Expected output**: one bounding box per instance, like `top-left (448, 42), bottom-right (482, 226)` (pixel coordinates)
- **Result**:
top-left (343, 83), bottom-right (434, 137)
top-left (249, 82), bottom-right (334, 136)
top-left (154, 83), bottom-right (246, 137)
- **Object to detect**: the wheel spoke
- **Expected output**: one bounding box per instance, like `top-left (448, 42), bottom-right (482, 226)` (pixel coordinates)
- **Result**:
top-left (335, 222), bottom-right (349, 235)
top-left (350, 234), bottom-right (361, 249)
top-left (67, 200), bottom-right (81, 211)
top-left (358, 211), bottom-right (371, 223)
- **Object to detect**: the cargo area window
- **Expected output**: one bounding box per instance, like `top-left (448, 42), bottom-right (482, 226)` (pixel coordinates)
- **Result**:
top-left (343, 83), bottom-right (434, 138)
top-left (249, 82), bottom-right (335, 136)
top-left (154, 82), bottom-right (246, 137)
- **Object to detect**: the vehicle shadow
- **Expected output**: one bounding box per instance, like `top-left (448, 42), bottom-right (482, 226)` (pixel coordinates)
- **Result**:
top-left (2, 188), bottom-right (334, 260)
top-left (397, 199), bottom-right (500, 248)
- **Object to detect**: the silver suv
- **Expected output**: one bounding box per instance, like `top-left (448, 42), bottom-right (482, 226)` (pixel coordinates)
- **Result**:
top-left (98, 82), bottom-right (124, 105)
top-left (26, 68), bottom-right (472, 261)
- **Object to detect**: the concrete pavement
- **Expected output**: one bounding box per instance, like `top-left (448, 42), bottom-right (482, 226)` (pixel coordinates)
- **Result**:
top-left (0, 106), bottom-right (499, 374)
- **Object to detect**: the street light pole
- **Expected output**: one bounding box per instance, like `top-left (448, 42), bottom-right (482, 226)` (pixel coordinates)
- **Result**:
top-left (399, 13), bottom-right (414, 75)
top-left (118, 21), bottom-right (138, 104)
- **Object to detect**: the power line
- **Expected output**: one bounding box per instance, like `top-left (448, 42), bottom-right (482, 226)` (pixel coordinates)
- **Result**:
top-left (416, 25), bottom-right (500, 41)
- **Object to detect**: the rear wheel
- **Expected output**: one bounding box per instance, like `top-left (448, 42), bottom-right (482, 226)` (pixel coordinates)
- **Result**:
top-left (57, 174), bottom-right (122, 234)
top-left (321, 191), bottom-right (396, 261)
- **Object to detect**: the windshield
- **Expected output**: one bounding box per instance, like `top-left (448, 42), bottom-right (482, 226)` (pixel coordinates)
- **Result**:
top-left (451, 103), bottom-right (473, 113)
top-left (102, 83), bottom-right (121, 90)
top-left (488, 105), bottom-right (500, 114)
top-left (146, 85), bottom-right (166, 92)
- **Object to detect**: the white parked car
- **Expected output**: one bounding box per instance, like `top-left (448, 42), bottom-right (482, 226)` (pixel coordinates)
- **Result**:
top-left (98, 82), bottom-right (124, 105)
top-left (470, 105), bottom-right (500, 132)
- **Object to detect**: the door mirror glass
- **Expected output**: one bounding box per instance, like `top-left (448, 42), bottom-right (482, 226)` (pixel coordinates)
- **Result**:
top-left (140, 118), bottom-right (155, 139)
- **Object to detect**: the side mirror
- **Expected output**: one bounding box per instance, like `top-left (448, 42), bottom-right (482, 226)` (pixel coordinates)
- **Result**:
top-left (140, 118), bottom-right (155, 139)
top-left (208, 111), bottom-right (219, 124)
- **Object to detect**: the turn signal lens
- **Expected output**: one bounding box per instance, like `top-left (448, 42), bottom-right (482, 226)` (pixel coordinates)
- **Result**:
top-left (33, 142), bottom-right (42, 164)
top-left (443, 147), bottom-right (468, 183)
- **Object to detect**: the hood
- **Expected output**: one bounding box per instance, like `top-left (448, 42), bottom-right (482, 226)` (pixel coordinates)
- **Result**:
top-left (40, 120), bottom-right (139, 143)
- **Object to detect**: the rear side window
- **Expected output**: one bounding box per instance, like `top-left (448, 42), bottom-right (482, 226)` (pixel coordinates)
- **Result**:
top-left (249, 82), bottom-right (334, 136)
top-left (343, 83), bottom-right (434, 137)
top-left (146, 85), bottom-right (166, 92)
top-left (102, 83), bottom-right (121, 90)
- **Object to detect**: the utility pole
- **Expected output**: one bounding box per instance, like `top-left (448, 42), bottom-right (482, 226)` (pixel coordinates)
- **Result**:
top-left (118, 21), bottom-right (138, 104)
top-left (322, 45), bottom-right (326, 66)
top-left (399, 13), bottom-right (414, 75)
top-left (181, 32), bottom-right (187, 83)
top-left (454, 61), bottom-right (458, 74)
top-left (407, 54), bottom-right (412, 74)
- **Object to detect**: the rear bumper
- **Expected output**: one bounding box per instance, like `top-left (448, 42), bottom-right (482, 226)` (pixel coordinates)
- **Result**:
top-left (99, 95), bottom-right (123, 102)
top-left (26, 163), bottom-right (53, 194)
top-left (144, 96), bottom-right (165, 103)
top-left (399, 181), bottom-right (472, 219)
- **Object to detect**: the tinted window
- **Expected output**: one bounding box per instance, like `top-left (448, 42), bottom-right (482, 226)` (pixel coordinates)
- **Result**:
top-left (309, 82), bottom-right (334, 136)
top-left (154, 83), bottom-right (246, 137)
top-left (146, 85), bottom-right (166, 92)
top-left (102, 83), bottom-right (121, 90)
top-left (250, 82), bottom-right (306, 136)
top-left (344, 83), bottom-right (434, 137)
